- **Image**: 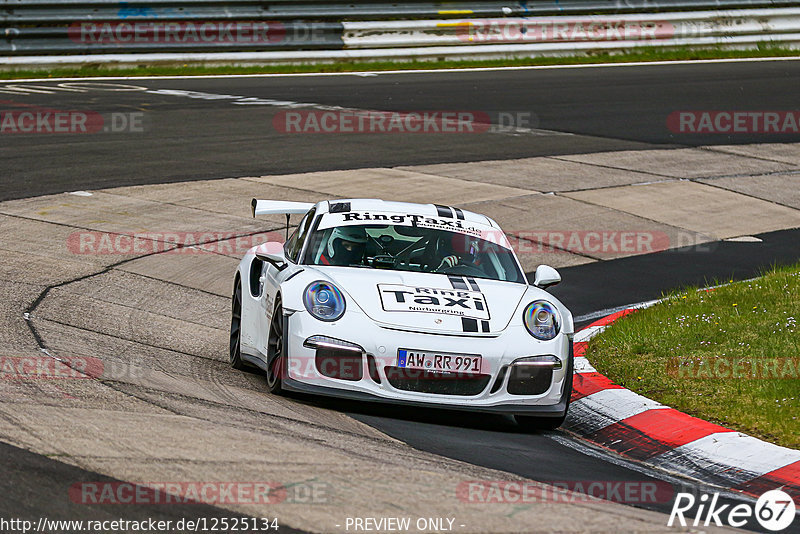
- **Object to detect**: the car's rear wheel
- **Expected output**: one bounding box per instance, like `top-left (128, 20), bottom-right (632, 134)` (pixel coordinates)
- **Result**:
top-left (266, 299), bottom-right (285, 394)
top-left (229, 280), bottom-right (245, 370)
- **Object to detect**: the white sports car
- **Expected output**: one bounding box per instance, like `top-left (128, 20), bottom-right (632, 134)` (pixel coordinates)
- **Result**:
top-left (230, 198), bottom-right (574, 429)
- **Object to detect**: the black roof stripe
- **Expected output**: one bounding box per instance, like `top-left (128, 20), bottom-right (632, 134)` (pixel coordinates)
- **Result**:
top-left (434, 204), bottom-right (453, 218)
top-left (447, 274), bottom-right (468, 290)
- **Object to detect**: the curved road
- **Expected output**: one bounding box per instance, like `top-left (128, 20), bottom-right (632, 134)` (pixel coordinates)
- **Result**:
top-left (1, 59), bottom-right (799, 533)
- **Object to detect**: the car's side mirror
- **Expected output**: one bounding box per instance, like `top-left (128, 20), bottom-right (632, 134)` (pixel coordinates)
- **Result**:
top-left (533, 265), bottom-right (561, 289)
top-left (254, 243), bottom-right (287, 271)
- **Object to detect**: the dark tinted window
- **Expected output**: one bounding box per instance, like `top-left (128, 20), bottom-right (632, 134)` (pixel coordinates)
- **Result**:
top-left (284, 208), bottom-right (315, 262)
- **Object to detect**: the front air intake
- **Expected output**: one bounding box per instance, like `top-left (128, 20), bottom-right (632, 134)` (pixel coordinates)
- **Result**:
top-left (315, 349), bottom-right (363, 381)
top-left (304, 336), bottom-right (364, 382)
top-left (383, 367), bottom-right (490, 396)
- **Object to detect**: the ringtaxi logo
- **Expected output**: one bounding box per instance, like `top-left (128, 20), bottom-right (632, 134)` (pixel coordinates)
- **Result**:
top-left (669, 490), bottom-right (796, 531)
top-left (378, 284), bottom-right (490, 321)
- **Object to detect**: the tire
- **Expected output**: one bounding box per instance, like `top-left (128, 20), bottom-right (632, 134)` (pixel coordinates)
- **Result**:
top-left (229, 279), bottom-right (246, 371)
top-left (265, 299), bottom-right (285, 394)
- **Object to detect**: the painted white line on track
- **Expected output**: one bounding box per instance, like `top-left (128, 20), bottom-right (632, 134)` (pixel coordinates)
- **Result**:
top-left (574, 299), bottom-right (660, 325)
top-left (2, 56), bottom-right (800, 83)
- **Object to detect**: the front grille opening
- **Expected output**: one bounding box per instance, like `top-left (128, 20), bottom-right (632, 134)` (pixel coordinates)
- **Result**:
top-left (490, 365), bottom-right (508, 394)
top-left (366, 354), bottom-right (381, 384)
top-left (315, 349), bottom-right (363, 381)
top-left (383, 366), bottom-right (490, 396)
top-left (507, 365), bottom-right (553, 395)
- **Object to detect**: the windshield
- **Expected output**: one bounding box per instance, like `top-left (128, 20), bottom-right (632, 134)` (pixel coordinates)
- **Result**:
top-left (302, 217), bottom-right (525, 284)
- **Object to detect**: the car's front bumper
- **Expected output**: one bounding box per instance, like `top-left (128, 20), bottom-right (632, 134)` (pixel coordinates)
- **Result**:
top-left (282, 308), bottom-right (573, 417)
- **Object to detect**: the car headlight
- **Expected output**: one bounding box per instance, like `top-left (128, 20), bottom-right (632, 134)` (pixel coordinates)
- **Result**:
top-left (303, 281), bottom-right (346, 322)
top-left (523, 300), bottom-right (560, 340)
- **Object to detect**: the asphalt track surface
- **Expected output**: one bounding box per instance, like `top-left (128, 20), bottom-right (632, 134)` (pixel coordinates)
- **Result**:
top-left (2, 59), bottom-right (800, 201)
top-left (342, 227), bottom-right (800, 534)
top-left (4, 233), bottom-right (797, 532)
top-left (2, 60), bottom-right (800, 532)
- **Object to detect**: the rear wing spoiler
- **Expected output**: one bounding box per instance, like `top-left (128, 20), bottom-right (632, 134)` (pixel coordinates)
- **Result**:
top-left (251, 199), bottom-right (314, 218)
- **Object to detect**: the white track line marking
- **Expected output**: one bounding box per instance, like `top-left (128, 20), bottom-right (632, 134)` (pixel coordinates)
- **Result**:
top-left (3, 56), bottom-right (800, 83)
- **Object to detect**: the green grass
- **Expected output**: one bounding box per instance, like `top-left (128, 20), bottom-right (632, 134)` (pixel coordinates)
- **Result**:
top-left (584, 263), bottom-right (800, 449)
top-left (1, 44), bottom-right (798, 79)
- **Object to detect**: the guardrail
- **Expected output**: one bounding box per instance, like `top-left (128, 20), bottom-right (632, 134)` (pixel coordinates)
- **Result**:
top-left (342, 8), bottom-right (800, 48)
top-left (4, 1), bottom-right (799, 24)
top-left (1, 1), bottom-right (800, 66)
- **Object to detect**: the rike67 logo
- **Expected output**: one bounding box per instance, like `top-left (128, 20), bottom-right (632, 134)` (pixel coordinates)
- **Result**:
top-left (669, 490), bottom-right (795, 531)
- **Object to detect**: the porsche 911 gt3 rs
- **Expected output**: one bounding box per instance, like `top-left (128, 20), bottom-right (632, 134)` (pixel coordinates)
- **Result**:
top-left (230, 198), bottom-right (574, 429)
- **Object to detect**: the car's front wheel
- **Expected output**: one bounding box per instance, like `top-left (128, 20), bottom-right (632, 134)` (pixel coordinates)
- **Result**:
top-left (266, 299), bottom-right (285, 394)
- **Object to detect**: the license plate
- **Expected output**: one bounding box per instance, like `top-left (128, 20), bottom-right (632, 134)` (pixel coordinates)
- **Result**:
top-left (397, 349), bottom-right (482, 374)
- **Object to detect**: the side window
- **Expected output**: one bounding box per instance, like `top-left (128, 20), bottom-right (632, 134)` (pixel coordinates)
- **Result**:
top-left (283, 228), bottom-right (299, 260)
top-left (284, 208), bottom-right (315, 263)
top-left (249, 258), bottom-right (265, 297)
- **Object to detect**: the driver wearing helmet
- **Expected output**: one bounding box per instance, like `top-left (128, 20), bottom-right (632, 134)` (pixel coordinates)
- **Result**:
top-left (320, 226), bottom-right (368, 266)
top-left (437, 233), bottom-right (483, 270)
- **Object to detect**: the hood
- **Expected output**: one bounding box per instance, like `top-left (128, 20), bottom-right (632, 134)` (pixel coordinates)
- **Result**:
top-left (309, 267), bottom-right (528, 335)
